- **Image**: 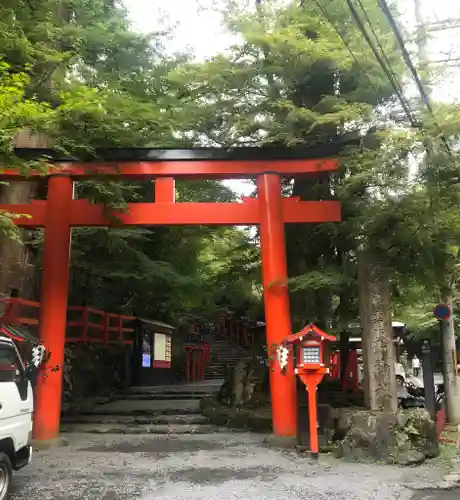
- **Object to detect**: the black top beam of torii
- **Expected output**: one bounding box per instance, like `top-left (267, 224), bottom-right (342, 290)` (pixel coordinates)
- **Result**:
top-left (11, 138), bottom-right (359, 163)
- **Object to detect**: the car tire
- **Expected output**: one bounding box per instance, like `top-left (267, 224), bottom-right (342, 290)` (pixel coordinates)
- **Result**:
top-left (0, 453), bottom-right (12, 500)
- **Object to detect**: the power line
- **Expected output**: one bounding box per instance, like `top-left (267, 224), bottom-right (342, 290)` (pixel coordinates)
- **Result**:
top-left (355, 0), bottom-right (404, 98)
top-left (344, 0), bottom-right (419, 127)
top-left (312, 0), bottom-right (380, 98)
top-left (376, 0), bottom-right (452, 153)
top-left (377, 0), bottom-right (433, 113)
top-left (425, 19), bottom-right (460, 33)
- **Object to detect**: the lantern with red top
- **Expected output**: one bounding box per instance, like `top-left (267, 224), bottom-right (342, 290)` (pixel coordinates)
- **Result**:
top-left (283, 323), bottom-right (335, 458)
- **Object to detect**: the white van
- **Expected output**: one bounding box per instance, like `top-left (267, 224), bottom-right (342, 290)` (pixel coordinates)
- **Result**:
top-left (0, 336), bottom-right (33, 500)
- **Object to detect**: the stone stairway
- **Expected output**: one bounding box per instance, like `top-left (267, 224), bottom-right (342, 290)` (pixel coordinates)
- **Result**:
top-left (60, 380), bottom-right (223, 435)
top-left (204, 337), bottom-right (247, 379)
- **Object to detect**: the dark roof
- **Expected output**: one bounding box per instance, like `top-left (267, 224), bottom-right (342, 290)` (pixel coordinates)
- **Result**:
top-left (136, 318), bottom-right (175, 333)
top-left (284, 323), bottom-right (336, 345)
top-left (12, 140), bottom-right (359, 163)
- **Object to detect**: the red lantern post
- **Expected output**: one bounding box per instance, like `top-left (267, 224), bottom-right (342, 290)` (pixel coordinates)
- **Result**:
top-left (282, 324), bottom-right (336, 458)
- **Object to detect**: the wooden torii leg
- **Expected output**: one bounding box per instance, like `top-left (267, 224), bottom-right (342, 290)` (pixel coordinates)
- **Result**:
top-left (258, 173), bottom-right (297, 438)
top-left (33, 175), bottom-right (73, 442)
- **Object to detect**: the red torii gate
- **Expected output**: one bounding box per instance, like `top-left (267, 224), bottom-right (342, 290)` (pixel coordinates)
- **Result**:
top-left (0, 147), bottom-right (341, 444)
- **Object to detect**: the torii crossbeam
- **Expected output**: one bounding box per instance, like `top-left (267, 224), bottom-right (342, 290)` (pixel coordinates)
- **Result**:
top-left (0, 147), bottom-right (341, 444)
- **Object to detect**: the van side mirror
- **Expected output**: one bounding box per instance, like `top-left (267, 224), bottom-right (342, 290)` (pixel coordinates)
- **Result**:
top-left (14, 368), bottom-right (23, 384)
top-left (25, 363), bottom-right (37, 380)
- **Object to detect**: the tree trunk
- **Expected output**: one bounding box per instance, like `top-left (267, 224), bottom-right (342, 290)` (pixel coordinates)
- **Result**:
top-left (440, 288), bottom-right (460, 424)
top-left (0, 129), bottom-right (49, 296)
top-left (358, 247), bottom-right (397, 412)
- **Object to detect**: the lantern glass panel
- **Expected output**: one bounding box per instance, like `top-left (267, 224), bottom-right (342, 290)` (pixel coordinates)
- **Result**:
top-left (302, 346), bottom-right (321, 364)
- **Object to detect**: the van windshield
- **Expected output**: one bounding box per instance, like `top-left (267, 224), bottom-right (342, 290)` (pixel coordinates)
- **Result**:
top-left (0, 343), bottom-right (20, 382)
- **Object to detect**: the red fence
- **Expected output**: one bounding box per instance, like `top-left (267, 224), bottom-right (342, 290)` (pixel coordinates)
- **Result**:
top-left (66, 306), bottom-right (135, 345)
top-left (0, 297), bottom-right (135, 345)
top-left (184, 344), bottom-right (210, 383)
top-left (0, 297), bottom-right (40, 326)
top-left (216, 315), bottom-right (255, 347)
top-left (328, 350), bottom-right (359, 393)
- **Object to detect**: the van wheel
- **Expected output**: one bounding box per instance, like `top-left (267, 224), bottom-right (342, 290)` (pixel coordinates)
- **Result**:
top-left (0, 453), bottom-right (12, 500)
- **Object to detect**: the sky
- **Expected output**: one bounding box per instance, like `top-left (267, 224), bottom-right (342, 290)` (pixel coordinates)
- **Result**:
top-left (122, 0), bottom-right (460, 195)
top-left (123, 0), bottom-right (233, 60)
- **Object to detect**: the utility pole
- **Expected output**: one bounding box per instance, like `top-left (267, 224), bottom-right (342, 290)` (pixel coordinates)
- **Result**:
top-left (414, 0), bottom-right (460, 424)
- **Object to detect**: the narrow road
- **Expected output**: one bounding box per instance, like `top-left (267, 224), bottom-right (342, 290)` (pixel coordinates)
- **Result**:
top-left (9, 432), bottom-right (449, 500)
top-left (412, 490), bottom-right (459, 500)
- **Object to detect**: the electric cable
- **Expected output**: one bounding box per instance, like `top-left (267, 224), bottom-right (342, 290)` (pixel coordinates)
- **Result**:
top-left (312, 0), bottom-right (380, 99)
top-left (355, 0), bottom-right (403, 98)
top-left (344, 0), bottom-right (419, 127)
top-left (376, 0), bottom-right (452, 152)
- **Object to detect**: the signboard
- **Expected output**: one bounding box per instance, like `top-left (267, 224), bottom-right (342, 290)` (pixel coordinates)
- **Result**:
top-left (421, 339), bottom-right (431, 354)
top-left (434, 304), bottom-right (451, 321)
top-left (142, 354), bottom-right (151, 368)
top-left (142, 333), bottom-right (152, 368)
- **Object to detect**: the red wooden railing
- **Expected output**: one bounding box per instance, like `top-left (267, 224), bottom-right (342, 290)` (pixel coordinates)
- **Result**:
top-left (329, 351), bottom-right (341, 379)
top-left (184, 344), bottom-right (210, 383)
top-left (328, 349), bottom-right (359, 393)
top-left (0, 297), bottom-right (135, 345)
top-left (216, 314), bottom-right (255, 348)
top-left (66, 306), bottom-right (135, 345)
top-left (0, 297), bottom-right (40, 326)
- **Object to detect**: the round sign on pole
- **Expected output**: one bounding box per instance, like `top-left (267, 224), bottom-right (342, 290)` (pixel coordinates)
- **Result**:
top-left (434, 303), bottom-right (451, 321)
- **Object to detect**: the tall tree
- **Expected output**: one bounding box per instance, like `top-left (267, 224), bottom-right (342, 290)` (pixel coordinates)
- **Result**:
top-left (167, 0), bottom-right (410, 409)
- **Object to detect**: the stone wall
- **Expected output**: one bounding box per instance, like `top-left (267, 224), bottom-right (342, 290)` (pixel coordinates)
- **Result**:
top-left (62, 343), bottom-right (131, 414)
top-left (334, 408), bottom-right (439, 465)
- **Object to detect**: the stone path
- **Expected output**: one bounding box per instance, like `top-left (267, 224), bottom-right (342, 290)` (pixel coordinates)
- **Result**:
top-left (9, 432), bottom-right (455, 500)
top-left (412, 491), bottom-right (460, 500)
top-left (61, 380), bottom-right (224, 435)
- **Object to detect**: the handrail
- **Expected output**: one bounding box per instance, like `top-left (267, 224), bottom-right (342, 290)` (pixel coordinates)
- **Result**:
top-left (215, 314), bottom-right (256, 349)
top-left (184, 344), bottom-right (210, 382)
top-left (0, 297), bottom-right (40, 326)
top-left (0, 298), bottom-right (135, 345)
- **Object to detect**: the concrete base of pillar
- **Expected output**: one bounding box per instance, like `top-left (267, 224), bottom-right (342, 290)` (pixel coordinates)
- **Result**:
top-left (264, 433), bottom-right (297, 449)
top-left (32, 436), bottom-right (69, 451)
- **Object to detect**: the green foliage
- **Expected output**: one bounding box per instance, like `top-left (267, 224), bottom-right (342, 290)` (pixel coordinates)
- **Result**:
top-left (3, 0), bottom-right (460, 340)
top-left (166, 0), bottom-right (460, 337)
top-left (0, 0), bottom-right (262, 326)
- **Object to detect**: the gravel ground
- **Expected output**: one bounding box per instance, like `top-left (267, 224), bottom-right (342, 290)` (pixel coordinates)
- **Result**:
top-left (411, 492), bottom-right (460, 500)
top-left (8, 432), bottom-right (456, 500)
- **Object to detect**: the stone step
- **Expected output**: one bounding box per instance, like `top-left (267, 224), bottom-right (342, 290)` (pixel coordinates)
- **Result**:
top-left (208, 359), bottom-right (240, 363)
top-left (209, 359), bottom-right (239, 362)
top-left (61, 414), bottom-right (209, 425)
top-left (209, 356), bottom-right (242, 360)
top-left (83, 399), bottom-right (202, 416)
top-left (126, 390), bottom-right (211, 397)
top-left (61, 423), bottom-right (220, 435)
top-left (122, 393), bottom-right (204, 401)
top-left (211, 351), bottom-right (244, 355)
top-left (211, 348), bottom-right (245, 352)
top-left (126, 382), bottom-right (222, 395)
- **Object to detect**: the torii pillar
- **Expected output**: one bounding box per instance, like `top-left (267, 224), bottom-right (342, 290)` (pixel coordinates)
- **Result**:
top-left (33, 175), bottom-right (73, 442)
top-left (258, 173), bottom-right (297, 437)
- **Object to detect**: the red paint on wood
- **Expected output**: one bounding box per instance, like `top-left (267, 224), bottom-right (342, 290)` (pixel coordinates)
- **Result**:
top-left (0, 199), bottom-right (340, 227)
top-left (33, 176), bottom-right (73, 442)
top-left (0, 158), bottom-right (338, 180)
top-left (258, 173), bottom-right (297, 437)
